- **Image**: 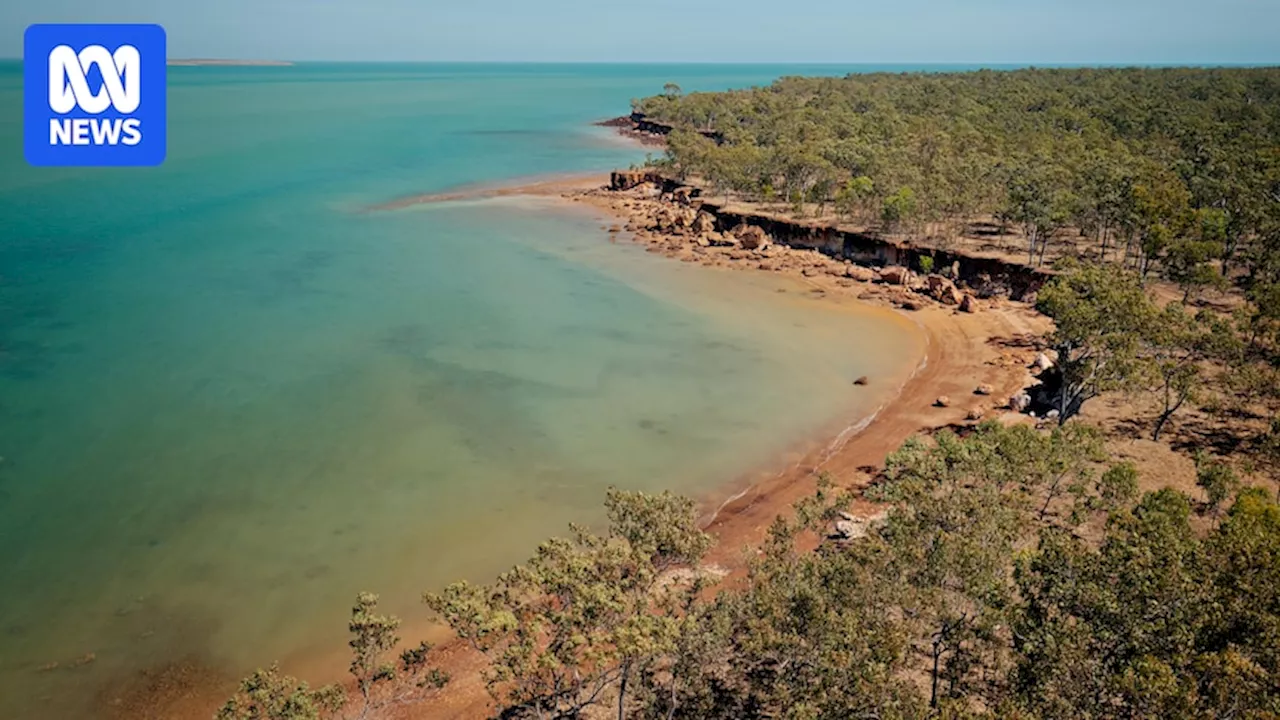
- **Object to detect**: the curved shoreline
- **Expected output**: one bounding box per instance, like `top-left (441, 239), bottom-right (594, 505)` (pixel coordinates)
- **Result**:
top-left (349, 176), bottom-right (1044, 719)
top-left (108, 174), bottom-right (1047, 720)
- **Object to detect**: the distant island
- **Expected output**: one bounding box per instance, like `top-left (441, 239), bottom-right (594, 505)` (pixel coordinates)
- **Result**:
top-left (167, 59), bottom-right (294, 66)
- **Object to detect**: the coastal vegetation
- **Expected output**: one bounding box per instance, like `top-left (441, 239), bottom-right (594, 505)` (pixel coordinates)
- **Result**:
top-left (635, 67), bottom-right (1280, 297)
top-left (218, 67), bottom-right (1280, 719)
top-left (224, 425), bottom-right (1280, 719)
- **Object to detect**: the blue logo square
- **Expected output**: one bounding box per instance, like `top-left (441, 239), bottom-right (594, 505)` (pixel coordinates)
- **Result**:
top-left (24, 24), bottom-right (167, 167)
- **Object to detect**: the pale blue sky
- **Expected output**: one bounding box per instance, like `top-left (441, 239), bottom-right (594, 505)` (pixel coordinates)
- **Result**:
top-left (6, 0), bottom-right (1279, 63)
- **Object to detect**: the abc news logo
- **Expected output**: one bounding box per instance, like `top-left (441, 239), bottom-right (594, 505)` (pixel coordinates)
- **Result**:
top-left (24, 24), bottom-right (167, 167)
top-left (48, 44), bottom-right (144, 146)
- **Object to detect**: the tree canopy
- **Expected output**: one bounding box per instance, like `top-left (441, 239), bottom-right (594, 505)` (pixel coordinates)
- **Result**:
top-left (636, 67), bottom-right (1280, 281)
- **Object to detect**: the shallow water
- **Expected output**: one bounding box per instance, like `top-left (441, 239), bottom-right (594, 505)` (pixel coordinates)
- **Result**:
top-left (0, 63), bottom-right (924, 718)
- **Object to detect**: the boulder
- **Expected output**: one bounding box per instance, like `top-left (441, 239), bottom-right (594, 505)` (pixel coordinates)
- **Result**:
top-left (1009, 392), bottom-right (1032, 413)
top-left (672, 186), bottom-right (695, 206)
top-left (1033, 352), bottom-right (1055, 372)
top-left (935, 396), bottom-right (952, 408)
top-left (926, 274), bottom-right (964, 305)
top-left (879, 265), bottom-right (911, 285)
top-left (844, 264), bottom-right (877, 282)
top-left (831, 520), bottom-right (865, 540)
top-left (959, 294), bottom-right (978, 313)
top-left (709, 232), bottom-right (739, 248)
top-left (975, 384), bottom-right (994, 396)
top-left (853, 376), bottom-right (869, 386)
top-left (735, 225), bottom-right (771, 250)
top-left (828, 510), bottom-right (889, 542)
top-left (966, 407), bottom-right (986, 421)
top-left (690, 211), bottom-right (717, 235)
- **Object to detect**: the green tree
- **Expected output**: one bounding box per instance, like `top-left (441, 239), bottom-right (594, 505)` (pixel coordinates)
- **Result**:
top-left (1011, 490), bottom-right (1208, 719)
top-left (1004, 167), bottom-right (1071, 265)
top-left (347, 593), bottom-right (448, 718)
top-left (1143, 303), bottom-right (1213, 441)
top-left (216, 666), bottom-right (345, 720)
top-left (1195, 454), bottom-right (1241, 517)
top-left (1036, 261), bottom-right (1156, 423)
top-left (881, 186), bottom-right (918, 231)
top-left (425, 490), bottom-right (710, 720)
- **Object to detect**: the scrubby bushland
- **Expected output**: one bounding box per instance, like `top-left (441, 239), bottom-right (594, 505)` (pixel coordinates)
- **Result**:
top-left (222, 422), bottom-right (1280, 719)
top-left (636, 67), bottom-right (1280, 293)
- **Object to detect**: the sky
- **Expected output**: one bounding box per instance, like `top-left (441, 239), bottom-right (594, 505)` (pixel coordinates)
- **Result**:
top-left (4, 0), bottom-right (1279, 64)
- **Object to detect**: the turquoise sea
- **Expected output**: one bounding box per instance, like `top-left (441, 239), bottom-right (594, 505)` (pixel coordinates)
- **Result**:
top-left (0, 63), bottom-right (927, 718)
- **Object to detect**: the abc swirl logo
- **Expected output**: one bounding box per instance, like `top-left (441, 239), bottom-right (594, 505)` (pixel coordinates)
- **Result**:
top-left (24, 24), bottom-right (167, 167)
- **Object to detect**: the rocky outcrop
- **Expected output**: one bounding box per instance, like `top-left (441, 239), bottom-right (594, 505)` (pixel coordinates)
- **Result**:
top-left (610, 169), bottom-right (663, 191)
top-left (592, 173), bottom-right (1052, 305)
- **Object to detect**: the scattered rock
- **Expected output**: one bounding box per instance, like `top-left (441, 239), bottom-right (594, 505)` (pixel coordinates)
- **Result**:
top-left (935, 396), bottom-right (952, 408)
top-left (975, 384), bottom-right (994, 396)
top-left (879, 265), bottom-right (911, 285)
top-left (853, 376), bottom-right (869, 386)
top-left (1009, 392), bottom-right (1032, 412)
top-left (802, 267), bottom-right (821, 277)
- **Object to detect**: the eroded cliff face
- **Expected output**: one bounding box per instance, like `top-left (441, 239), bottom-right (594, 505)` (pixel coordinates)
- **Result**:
top-left (604, 171), bottom-right (1049, 302)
